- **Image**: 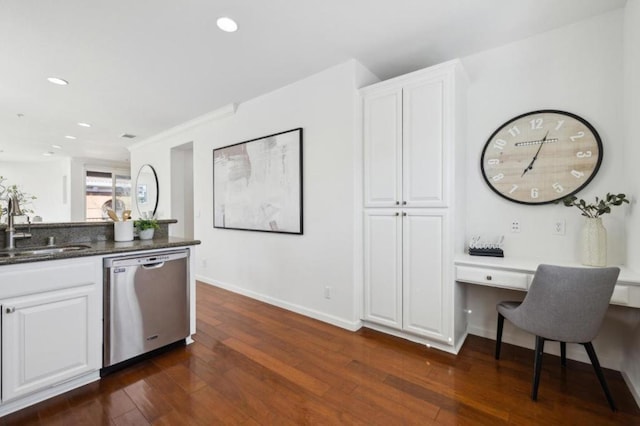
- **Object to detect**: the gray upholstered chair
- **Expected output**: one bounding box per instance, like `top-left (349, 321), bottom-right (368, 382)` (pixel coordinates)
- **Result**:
top-left (495, 264), bottom-right (620, 410)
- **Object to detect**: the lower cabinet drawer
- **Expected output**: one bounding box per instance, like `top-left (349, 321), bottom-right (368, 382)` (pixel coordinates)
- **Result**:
top-left (455, 266), bottom-right (531, 291)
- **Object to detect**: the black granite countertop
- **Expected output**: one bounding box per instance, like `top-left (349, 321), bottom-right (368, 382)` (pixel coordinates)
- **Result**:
top-left (0, 236), bottom-right (201, 266)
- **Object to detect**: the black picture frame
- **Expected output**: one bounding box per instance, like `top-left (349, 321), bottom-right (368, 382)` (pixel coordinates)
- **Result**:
top-left (213, 128), bottom-right (303, 234)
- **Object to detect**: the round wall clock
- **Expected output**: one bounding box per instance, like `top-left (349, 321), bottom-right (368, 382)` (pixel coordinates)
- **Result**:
top-left (480, 110), bottom-right (603, 205)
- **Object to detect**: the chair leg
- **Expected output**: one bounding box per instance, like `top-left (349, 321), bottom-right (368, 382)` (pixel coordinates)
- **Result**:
top-left (583, 342), bottom-right (617, 411)
top-left (560, 342), bottom-right (567, 367)
top-left (495, 313), bottom-right (504, 360)
top-left (532, 336), bottom-right (545, 401)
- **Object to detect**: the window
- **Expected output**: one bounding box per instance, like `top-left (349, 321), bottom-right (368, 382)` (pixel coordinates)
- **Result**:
top-left (85, 170), bottom-right (131, 221)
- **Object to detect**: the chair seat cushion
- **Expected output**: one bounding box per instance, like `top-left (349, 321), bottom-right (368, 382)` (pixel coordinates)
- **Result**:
top-left (497, 301), bottom-right (522, 316)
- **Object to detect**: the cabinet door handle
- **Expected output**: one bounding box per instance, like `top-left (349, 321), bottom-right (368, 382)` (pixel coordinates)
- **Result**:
top-left (402, 201), bottom-right (407, 205)
top-left (486, 275), bottom-right (492, 281)
top-left (395, 201), bottom-right (400, 205)
top-left (5, 307), bottom-right (15, 314)
top-left (395, 212), bottom-right (399, 216)
top-left (402, 212), bottom-right (407, 216)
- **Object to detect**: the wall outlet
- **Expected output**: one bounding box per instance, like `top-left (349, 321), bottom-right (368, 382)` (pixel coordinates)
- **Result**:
top-left (324, 286), bottom-right (332, 299)
top-left (511, 220), bottom-right (521, 233)
top-left (553, 219), bottom-right (566, 235)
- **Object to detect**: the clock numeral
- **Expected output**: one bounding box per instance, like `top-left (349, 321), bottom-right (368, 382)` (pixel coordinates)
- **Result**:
top-left (531, 188), bottom-right (539, 199)
top-left (507, 125), bottom-right (521, 137)
top-left (552, 182), bottom-right (564, 193)
top-left (576, 151), bottom-right (592, 158)
top-left (570, 131), bottom-right (585, 141)
top-left (555, 120), bottom-right (565, 131)
top-left (571, 170), bottom-right (585, 179)
top-left (493, 139), bottom-right (507, 150)
top-left (492, 173), bottom-right (505, 182)
top-left (509, 184), bottom-right (518, 194)
top-left (487, 159), bottom-right (500, 165)
top-left (529, 118), bottom-right (543, 130)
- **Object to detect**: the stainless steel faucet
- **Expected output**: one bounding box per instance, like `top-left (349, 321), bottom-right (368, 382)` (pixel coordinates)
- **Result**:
top-left (5, 195), bottom-right (32, 249)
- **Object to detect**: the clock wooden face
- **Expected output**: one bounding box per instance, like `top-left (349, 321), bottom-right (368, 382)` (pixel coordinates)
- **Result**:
top-left (480, 110), bottom-right (603, 205)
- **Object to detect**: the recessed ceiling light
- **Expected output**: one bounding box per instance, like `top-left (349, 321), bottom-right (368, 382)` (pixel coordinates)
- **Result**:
top-left (43, 151), bottom-right (55, 156)
top-left (77, 122), bottom-right (91, 128)
top-left (65, 135), bottom-right (77, 140)
top-left (216, 17), bottom-right (238, 32)
top-left (47, 77), bottom-right (69, 86)
top-left (51, 144), bottom-right (62, 149)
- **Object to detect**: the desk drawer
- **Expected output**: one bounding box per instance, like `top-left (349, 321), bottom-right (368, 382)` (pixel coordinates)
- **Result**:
top-left (456, 266), bottom-right (530, 291)
top-left (610, 285), bottom-right (630, 305)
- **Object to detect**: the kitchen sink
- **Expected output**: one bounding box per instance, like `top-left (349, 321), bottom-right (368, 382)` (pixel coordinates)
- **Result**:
top-left (0, 245), bottom-right (92, 258)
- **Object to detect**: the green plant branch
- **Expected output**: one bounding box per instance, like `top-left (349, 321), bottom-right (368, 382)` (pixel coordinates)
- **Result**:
top-left (558, 193), bottom-right (629, 218)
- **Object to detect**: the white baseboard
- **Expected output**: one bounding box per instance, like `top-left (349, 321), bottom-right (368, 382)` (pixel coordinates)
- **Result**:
top-left (621, 370), bottom-right (640, 408)
top-left (195, 275), bottom-right (362, 332)
top-left (361, 321), bottom-right (465, 355)
top-left (468, 324), bottom-right (606, 367)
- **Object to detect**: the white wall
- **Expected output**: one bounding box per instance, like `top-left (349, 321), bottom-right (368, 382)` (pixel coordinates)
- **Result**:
top-left (460, 8), bottom-right (640, 402)
top-left (130, 60), bottom-right (379, 328)
top-left (463, 9), bottom-right (626, 264)
top-left (0, 159), bottom-right (71, 222)
top-left (170, 143), bottom-right (194, 238)
top-left (622, 0), bottom-right (640, 405)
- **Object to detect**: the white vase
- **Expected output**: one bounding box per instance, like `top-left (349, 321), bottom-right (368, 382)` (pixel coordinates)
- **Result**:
top-left (138, 228), bottom-right (155, 240)
top-left (581, 217), bottom-right (606, 266)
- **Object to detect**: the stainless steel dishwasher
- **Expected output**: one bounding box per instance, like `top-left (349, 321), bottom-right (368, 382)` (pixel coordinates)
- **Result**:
top-left (103, 249), bottom-right (190, 368)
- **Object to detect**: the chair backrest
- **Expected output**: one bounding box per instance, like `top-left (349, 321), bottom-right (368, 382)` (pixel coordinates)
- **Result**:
top-left (517, 264), bottom-right (620, 343)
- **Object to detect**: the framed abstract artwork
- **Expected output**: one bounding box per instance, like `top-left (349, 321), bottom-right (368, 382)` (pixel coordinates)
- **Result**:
top-left (213, 128), bottom-right (303, 234)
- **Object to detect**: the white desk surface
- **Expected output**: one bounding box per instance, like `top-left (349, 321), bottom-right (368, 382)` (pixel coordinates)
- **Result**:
top-left (454, 254), bottom-right (640, 287)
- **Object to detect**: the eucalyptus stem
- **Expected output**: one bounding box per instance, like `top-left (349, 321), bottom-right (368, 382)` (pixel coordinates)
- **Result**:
top-left (558, 193), bottom-right (629, 218)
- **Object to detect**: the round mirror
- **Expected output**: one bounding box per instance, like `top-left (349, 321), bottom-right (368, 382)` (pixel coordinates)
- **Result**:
top-left (135, 164), bottom-right (159, 218)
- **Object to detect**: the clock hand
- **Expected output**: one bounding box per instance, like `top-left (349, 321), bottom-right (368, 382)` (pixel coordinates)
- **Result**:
top-left (521, 131), bottom-right (549, 177)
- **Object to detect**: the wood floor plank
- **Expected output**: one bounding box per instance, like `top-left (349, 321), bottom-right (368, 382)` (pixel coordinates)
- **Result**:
top-left (223, 337), bottom-right (331, 396)
top-left (6, 281), bottom-right (639, 425)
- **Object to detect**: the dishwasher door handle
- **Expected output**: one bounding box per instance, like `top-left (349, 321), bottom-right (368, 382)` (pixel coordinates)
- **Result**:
top-left (142, 262), bottom-right (165, 269)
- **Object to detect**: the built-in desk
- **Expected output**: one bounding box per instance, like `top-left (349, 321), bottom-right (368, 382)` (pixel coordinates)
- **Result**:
top-left (454, 254), bottom-right (640, 408)
top-left (455, 254), bottom-right (640, 309)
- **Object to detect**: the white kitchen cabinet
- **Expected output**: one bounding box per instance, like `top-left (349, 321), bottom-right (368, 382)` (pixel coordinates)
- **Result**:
top-left (361, 59), bottom-right (466, 351)
top-left (2, 285), bottom-right (100, 402)
top-left (363, 66), bottom-right (450, 208)
top-left (363, 210), bottom-right (402, 329)
top-left (0, 257), bottom-right (102, 412)
top-left (364, 210), bottom-right (450, 342)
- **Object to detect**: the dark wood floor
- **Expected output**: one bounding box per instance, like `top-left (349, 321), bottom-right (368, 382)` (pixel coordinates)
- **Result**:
top-left (3, 282), bottom-right (639, 425)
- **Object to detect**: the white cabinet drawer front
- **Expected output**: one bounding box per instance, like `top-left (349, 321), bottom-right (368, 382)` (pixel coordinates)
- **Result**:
top-left (456, 266), bottom-right (530, 291)
top-left (0, 258), bottom-right (99, 299)
top-left (610, 285), bottom-right (630, 305)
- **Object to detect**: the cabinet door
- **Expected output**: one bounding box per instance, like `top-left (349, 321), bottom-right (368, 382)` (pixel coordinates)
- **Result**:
top-left (2, 285), bottom-right (100, 402)
top-left (363, 88), bottom-right (402, 207)
top-left (402, 210), bottom-right (450, 342)
top-left (403, 77), bottom-right (447, 207)
top-left (363, 210), bottom-right (402, 328)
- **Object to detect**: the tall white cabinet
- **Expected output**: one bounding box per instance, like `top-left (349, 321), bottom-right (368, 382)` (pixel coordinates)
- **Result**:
top-left (361, 60), bottom-right (467, 352)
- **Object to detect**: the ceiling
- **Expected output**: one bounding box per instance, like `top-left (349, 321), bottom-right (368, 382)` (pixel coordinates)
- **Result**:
top-left (0, 0), bottom-right (626, 163)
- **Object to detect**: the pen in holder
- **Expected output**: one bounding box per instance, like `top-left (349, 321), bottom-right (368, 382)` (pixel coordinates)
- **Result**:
top-left (468, 235), bottom-right (504, 257)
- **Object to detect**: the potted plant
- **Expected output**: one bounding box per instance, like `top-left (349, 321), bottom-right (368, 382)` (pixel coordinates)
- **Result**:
top-left (134, 218), bottom-right (159, 240)
top-left (0, 176), bottom-right (37, 222)
top-left (558, 193), bottom-right (629, 266)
